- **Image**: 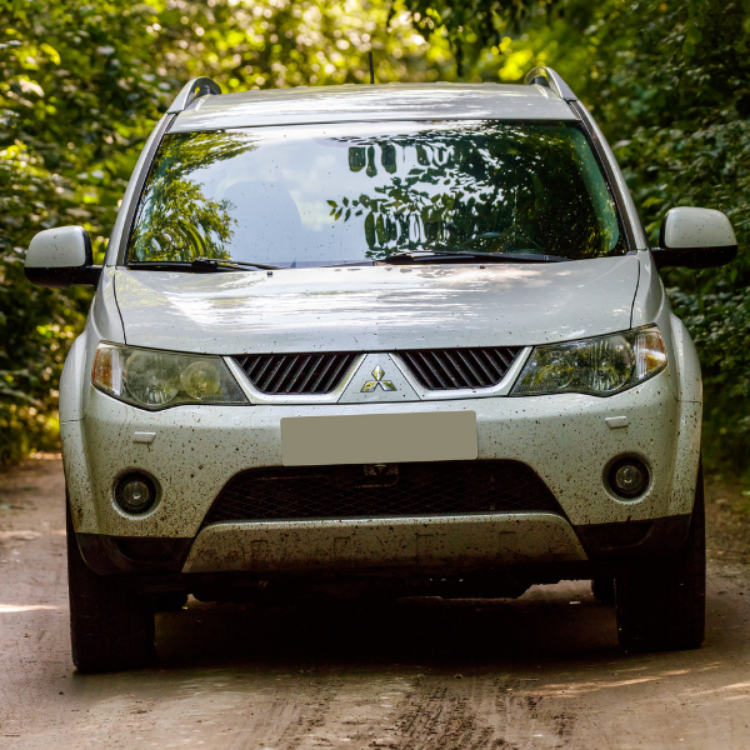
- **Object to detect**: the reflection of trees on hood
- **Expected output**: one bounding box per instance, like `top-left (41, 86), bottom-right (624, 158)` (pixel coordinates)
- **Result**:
top-left (326, 124), bottom-right (621, 261)
top-left (130, 131), bottom-right (257, 262)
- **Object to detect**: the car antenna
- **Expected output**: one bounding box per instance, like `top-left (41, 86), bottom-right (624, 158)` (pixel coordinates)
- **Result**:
top-left (369, 51), bottom-right (375, 84)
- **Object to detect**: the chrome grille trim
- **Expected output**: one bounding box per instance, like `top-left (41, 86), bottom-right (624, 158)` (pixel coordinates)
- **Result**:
top-left (397, 347), bottom-right (523, 390)
top-left (226, 346), bottom-right (531, 404)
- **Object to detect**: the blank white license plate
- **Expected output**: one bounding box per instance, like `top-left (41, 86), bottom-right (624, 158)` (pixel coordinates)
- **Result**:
top-left (281, 411), bottom-right (477, 466)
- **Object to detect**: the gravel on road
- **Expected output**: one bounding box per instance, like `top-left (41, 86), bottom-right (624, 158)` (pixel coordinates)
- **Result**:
top-left (1, 456), bottom-right (749, 750)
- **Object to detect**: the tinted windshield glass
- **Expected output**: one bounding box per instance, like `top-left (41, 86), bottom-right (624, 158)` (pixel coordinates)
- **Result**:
top-left (128, 121), bottom-right (625, 266)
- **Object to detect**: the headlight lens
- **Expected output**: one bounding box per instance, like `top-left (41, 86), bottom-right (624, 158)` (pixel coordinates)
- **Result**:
top-left (92, 343), bottom-right (247, 410)
top-left (124, 350), bottom-right (181, 406)
top-left (512, 327), bottom-right (667, 397)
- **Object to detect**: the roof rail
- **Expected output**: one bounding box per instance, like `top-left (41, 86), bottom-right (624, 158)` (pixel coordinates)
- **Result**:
top-left (524, 66), bottom-right (577, 102)
top-left (167, 77), bottom-right (222, 114)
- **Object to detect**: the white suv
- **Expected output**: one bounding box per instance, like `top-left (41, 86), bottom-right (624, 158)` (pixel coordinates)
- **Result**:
top-left (26, 67), bottom-right (737, 672)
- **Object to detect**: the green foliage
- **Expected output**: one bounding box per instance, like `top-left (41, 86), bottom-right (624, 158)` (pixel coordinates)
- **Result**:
top-left (571, 0), bottom-right (750, 473)
top-left (0, 0), bottom-right (453, 463)
top-left (407, 0), bottom-right (750, 472)
top-left (3, 0), bottom-right (748, 473)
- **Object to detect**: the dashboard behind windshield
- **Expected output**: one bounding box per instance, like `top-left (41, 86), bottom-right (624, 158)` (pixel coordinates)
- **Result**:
top-left (127, 120), bottom-right (627, 267)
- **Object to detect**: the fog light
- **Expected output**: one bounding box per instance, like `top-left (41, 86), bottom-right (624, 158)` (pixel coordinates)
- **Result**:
top-left (608, 458), bottom-right (649, 499)
top-left (115, 473), bottom-right (157, 515)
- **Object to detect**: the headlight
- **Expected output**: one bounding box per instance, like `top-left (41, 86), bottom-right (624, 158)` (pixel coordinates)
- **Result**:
top-left (92, 343), bottom-right (248, 410)
top-left (512, 327), bottom-right (667, 397)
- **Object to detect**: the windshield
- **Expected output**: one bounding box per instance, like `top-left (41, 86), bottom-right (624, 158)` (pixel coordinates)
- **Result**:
top-left (127, 121), bottom-right (626, 267)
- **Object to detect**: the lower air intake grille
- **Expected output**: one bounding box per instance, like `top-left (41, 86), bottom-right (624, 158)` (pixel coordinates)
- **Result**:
top-left (202, 460), bottom-right (564, 525)
top-left (235, 352), bottom-right (358, 395)
top-left (398, 347), bottom-right (523, 390)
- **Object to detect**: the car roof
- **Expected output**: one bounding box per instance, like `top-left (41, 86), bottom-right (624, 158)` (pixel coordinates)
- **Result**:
top-left (170, 82), bottom-right (576, 133)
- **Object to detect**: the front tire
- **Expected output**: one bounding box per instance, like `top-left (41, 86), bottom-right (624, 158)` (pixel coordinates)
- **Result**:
top-left (67, 500), bottom-right (155, 672)
top-left (615, 463), bottom-right (706, 651)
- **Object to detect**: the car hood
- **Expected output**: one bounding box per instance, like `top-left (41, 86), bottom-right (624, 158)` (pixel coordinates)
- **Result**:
top-left (113, 257), bottom-right (639, 354)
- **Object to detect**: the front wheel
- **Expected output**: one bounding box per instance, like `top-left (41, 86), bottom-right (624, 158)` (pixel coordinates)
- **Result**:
top-left (615, 463), bottom-right (706, 651)
top-left (67, 499), bottom-right (155, 672)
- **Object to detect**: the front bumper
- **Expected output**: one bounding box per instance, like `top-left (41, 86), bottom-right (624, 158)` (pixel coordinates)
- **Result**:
top-left (62, 369), bottom-right (701, 574)
top-left (182, 513), bottom-right (586, 573)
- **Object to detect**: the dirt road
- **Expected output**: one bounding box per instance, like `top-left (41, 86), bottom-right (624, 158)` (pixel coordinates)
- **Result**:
top-left (1, 456), bottom-right (750, 749)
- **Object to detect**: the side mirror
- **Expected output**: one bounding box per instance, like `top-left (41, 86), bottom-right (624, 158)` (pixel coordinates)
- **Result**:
top-left (24, 226), bottom-right (102, 288)
top-left (652, 207), bottom-right (737, 269)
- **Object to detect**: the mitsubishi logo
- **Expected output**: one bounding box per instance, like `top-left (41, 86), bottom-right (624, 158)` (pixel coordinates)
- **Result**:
top-left (360, 365), bottom-right (397, 392)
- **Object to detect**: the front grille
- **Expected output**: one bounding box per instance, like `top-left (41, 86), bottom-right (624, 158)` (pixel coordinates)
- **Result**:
top-left (202, 460), bottom-right (564, 525)
top-left (397, 347), bottom-right (523, 390)
top-left (235, 352), bottom-right (358, 395)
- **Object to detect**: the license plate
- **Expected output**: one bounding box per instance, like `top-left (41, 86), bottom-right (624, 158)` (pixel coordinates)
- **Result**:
top-left (281, 411), bottom-right (477, 466)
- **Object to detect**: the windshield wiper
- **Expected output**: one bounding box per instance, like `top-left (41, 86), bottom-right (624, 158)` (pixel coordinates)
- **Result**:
top-left (127, 257), bottom-right (282, 272)
top-left (379, 249), bottom-right (570, 265)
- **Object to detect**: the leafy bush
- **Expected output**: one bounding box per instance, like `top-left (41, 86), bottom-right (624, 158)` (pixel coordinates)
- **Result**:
top-left (3, 0), bottom-right (748, 473)
top-left (0, 0), bottom-right (452, 463)
top-left (408, 0), bottom-right (750, 472)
